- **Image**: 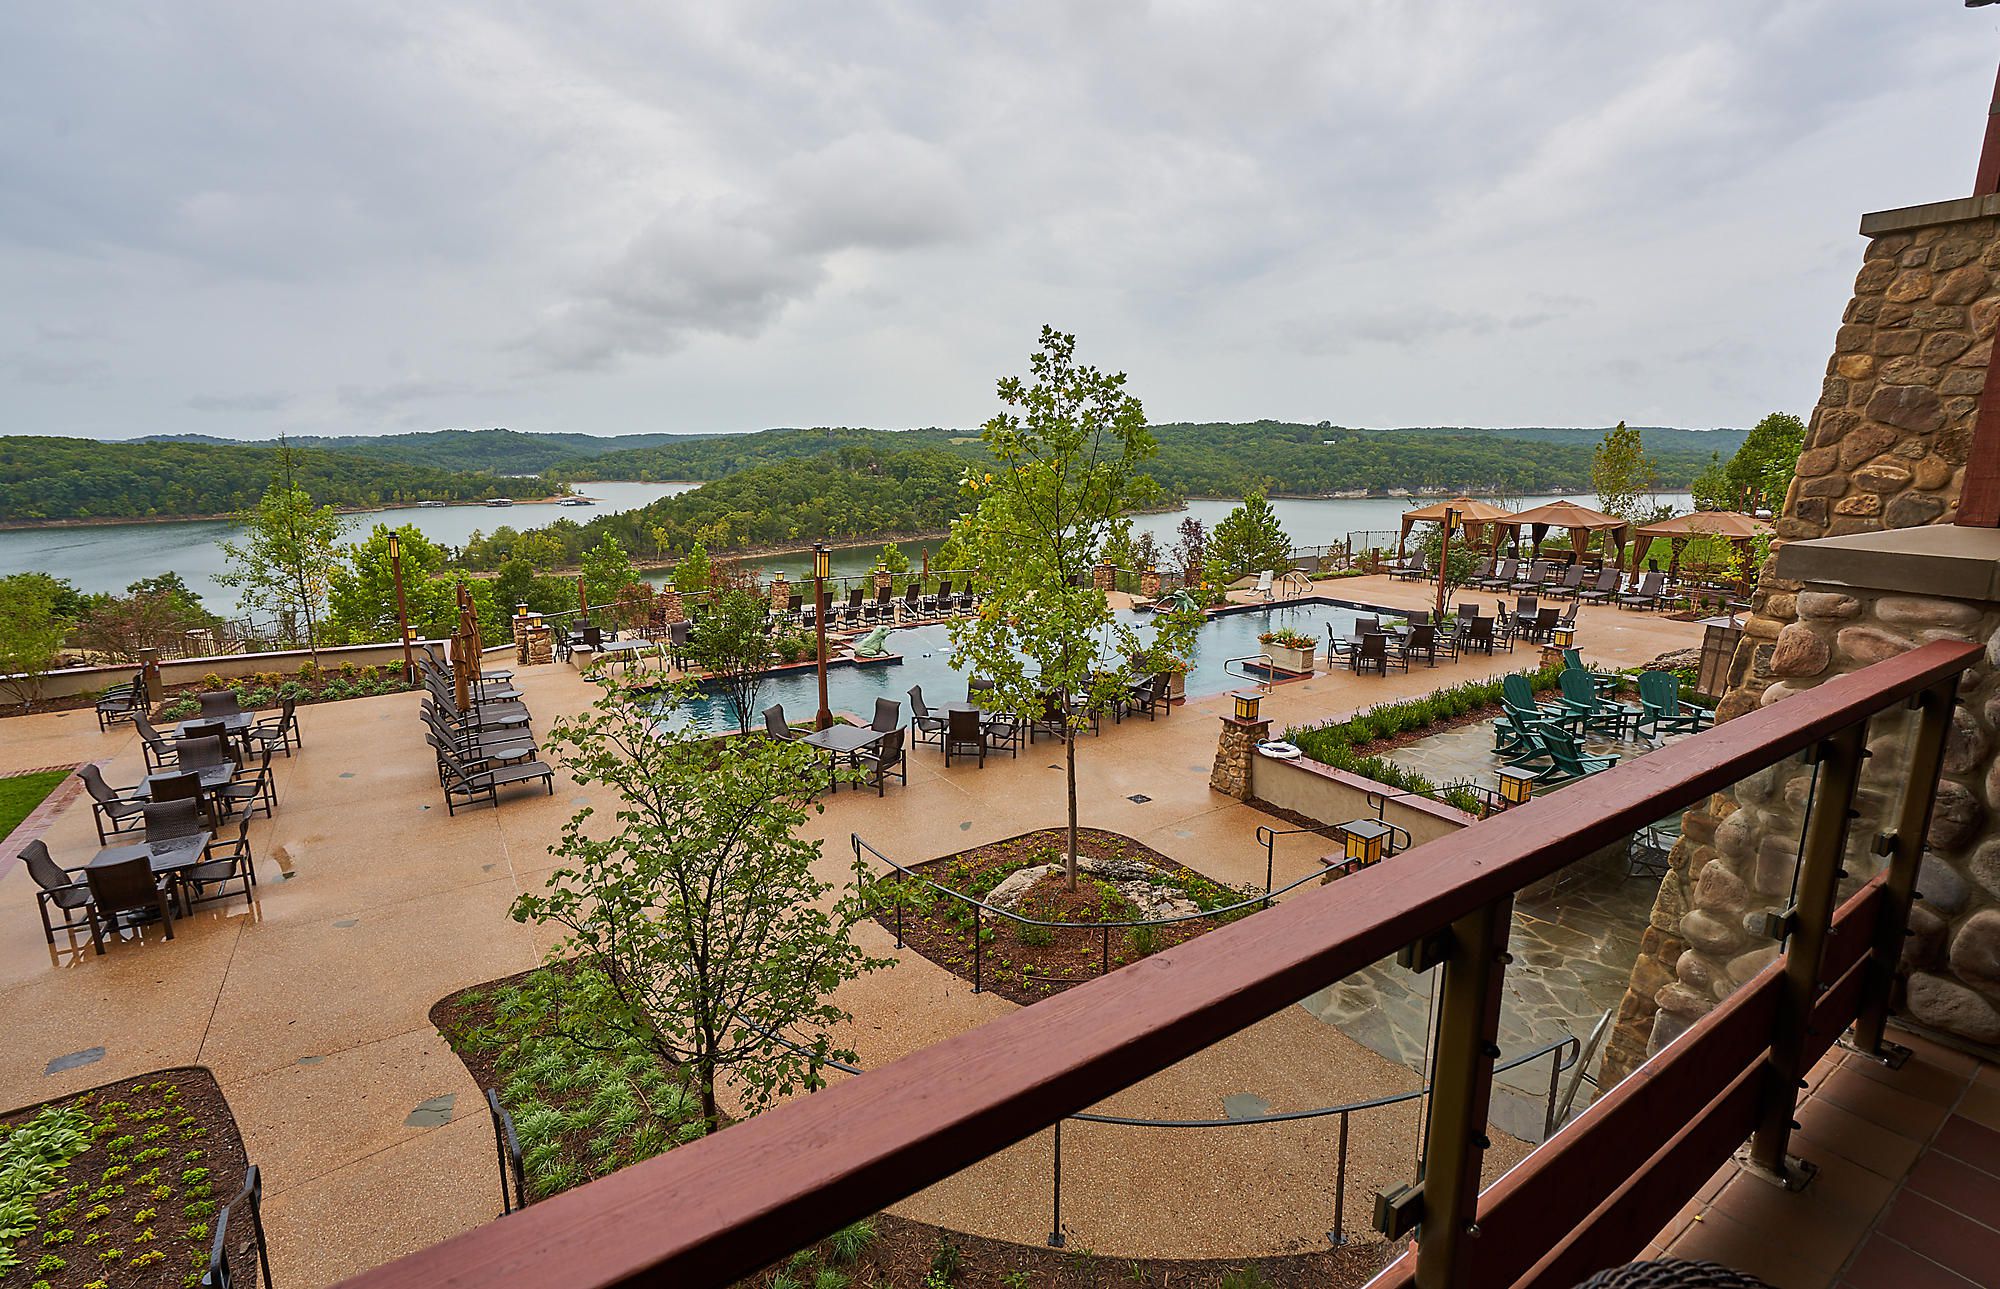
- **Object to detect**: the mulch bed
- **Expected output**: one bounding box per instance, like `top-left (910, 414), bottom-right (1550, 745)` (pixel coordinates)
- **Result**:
top-left (0, 1067), bottom-right (256, 1289)
top-left (432, 968), bottom-right (1397, 1289)
top-left (870, 828), bottom-right (1257, 1008)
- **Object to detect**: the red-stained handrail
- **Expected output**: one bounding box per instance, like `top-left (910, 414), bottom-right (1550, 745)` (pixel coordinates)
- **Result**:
top-left (341, 640), bottom-right (1979, 1289)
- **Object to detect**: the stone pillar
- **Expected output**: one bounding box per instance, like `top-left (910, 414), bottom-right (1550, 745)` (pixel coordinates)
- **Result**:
top-left (522, 625), bottom-right (554, 667)
top-left (1139, 567), bottom-right (1163, 599)
top-left (875, 567), bottom-right (894, 594)
top-left (1210, 712), bottom-right (1271, 800)
top-left (1094, 562), bottom-right (1116, 592)
top-left (1603, 193), bottom-right (2000, 1083)
top-left (769, 575), bottom-right (791, 615)
top-left (659, 589), bottom-right (685, 624)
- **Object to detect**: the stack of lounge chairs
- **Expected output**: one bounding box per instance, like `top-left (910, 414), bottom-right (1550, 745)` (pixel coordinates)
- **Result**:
top-left (419, 648), bottom-right (554, 814)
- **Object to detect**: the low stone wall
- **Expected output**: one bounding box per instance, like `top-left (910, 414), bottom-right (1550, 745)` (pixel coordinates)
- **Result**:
top-left (1249, 754), bottom-right (1474, 848)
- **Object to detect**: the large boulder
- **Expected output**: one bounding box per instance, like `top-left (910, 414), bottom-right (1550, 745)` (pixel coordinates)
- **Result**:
top-left (1906, 971), bottom-right (2000, 1044)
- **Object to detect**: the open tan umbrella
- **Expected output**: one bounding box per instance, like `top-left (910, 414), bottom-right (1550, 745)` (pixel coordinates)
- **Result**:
top-left (1395, 497), bottom-right (1518, 556)
top-left (1494, 499), bottom-right (1631, 563)
top-left (1629, 511), bottom-right (1773, 578)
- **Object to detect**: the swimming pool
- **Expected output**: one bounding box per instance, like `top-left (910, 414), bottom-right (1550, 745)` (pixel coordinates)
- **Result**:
top-left (664, 597), bottom-right (1384, 733)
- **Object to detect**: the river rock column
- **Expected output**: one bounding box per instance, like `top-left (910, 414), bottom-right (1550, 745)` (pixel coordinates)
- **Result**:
top-left (769, 575), bottom-right (791, 615)
top-left (1210, 709), bottom-right (1271, 800)
top-left (658, 589), bottom-right (685, 624)
top-left (1094, 562), bottom-right (1117, 592)
top-left (875, 567), bottom-right (894, 595)
top-left (1139, 567), bottom-right (1163, 600)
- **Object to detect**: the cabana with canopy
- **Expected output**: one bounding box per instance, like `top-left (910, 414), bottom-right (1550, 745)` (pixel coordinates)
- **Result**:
top-left (1492, 499), bottom-right (1631, 566)
top-left (1626, 511), bottom-right (1773, 580)
top-left (1394, 497), bottom-right (1518, 557)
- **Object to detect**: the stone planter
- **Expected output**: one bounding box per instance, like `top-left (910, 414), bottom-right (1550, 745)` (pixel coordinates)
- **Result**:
top-left (1159, 670), bottom-right (1187, 701)
top-left (1264, 642), bottom-right (1316, 675)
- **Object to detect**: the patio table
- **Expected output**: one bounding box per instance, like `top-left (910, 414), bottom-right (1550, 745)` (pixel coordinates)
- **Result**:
top-left (89, 832), bottom-right (213, 916)
top-left (799, 724), bottom-right (884, 792)
top-left (175, 713), bottom-right (252, 738)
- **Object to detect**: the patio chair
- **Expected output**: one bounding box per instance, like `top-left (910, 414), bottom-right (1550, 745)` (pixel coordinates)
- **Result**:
top-left (441, 747), bottom-right (556, 815)
top-left (1352, 631), bottom-right (1389, 676)
top-left (1391, 553), bottom-right (1428, 583)
top-left (24, 840), bottom-right (95, 943)
top-left (1530, 726), bottom-right (1620, 783)
top-left (927, 580), bottom-right (952, 614)
top-left (1638, 671), bottom-right (1713, 740)
top-left (1254, 570), bottom-right (1275, 599)
top-left (872, 586), bottom-right (894, 620)
top-left (1557, 668), bottom-right (1643, 738)
top-left (197, 691), bottom-right (243, 721)
top-left (185, 805), bottom-right (256, 908)
top-left (1501, 674), bottom-right (1578, 734)
top-left (763, 705), bottom-right (798, 742)
top-left (1617, 571), bottom-right (1664, 611)
top-left (1122, 673), bottom-right (1170, 720)
top-left (174, 733), bottom-right (232, 774)
top-left (95, 672), bottom-right (146, 729)
top-left (1460, 616), bottom-right (1496, 655)
top-left (954, 584), bottom-right (979, 614)
top-left (984, 705), bottom-right (1024, 756)
top-left (1579, 568), bottom-right (1623, 604)
top-left (841, 588), bottom-right (865, 625)
top-left (1326, 621), bottom-right (1356, 663)
top-left (871, 697), bottom-right (901, 734)
top-left (146, 771), bottom-right (203, 812)
top-left (1522, 607), bottom-right (1559, 643)
top-left (907, 687), bottom-right (946, 746)
top-left (1494, 705), bottom-right (1561, 762)
top-left (85, 854), bottom-right (176, 955)
top-left (245, 697), bottom-right (301, 757)
top-left (968, 678), bottom-right (995, 703)
top-left (1546, 566), bottom-right (1586, 601)
top-left (855, 728), bottom-right (907, 796)
top-left (944, 707), bottom-right (986, 768)
top-left (220, 746), bottom-right (278, 819)
top-left (1562, 648), bottom-right (1619, 697)
top-left (1405, 622), bottom-right (1440, 667)
top-left (134, 714), bottom-right (179, 772)
top-left (1466, 557), bottom-right (1493, 587)
top-left (1475, 558), bottom-right (1517, 590)
top-left (901, 586), bottom-right (922, 620)
top-left (786, 593), bottom-right (804, 624)
top-left (81, 763), bottom-right (147, 845)
top-left (1030, 692), bottom-right (1071, 744)
top-left (144, 798), bottom-right (205, 846)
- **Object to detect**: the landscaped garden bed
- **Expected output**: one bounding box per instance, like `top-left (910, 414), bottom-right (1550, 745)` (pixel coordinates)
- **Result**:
top-left (152, 660), bottom-right (414, 721)
top-left (0, 1067), bottom-right (252, 1289)
top-left (434, 966), bottom-right (1397, 1289)
top-left (866, 828), bottom-right (1261, 1006)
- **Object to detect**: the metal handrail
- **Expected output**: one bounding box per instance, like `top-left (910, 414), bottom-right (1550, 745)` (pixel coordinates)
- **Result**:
top-left (1224, 652), bottom-right (1277, 692)
top-left (344, 640), bottom-right (1978, 1289)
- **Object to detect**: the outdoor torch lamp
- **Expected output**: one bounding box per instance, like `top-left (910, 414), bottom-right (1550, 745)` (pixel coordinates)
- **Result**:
top-left (813, 542), bottom-right (831, 581)
top-left (1550, 624), bottom-right (1576, 649)
top-left (1341, 819), bottom-right (1390, 867)
top-left (1232, 690), bottom-right (1262, 723)
top-left (388, 531), bottom-right (400, 559)
top-left (1496, 766), bottom-right (1536, 807)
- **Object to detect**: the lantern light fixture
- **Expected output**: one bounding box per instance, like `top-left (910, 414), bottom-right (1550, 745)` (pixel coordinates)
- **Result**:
top-left (1496, 766), bottom-right (1536, 807)
top-left (813, 542), bottom-right (832, 581)
top-left (1550, 624), bottom-right (1576, 649)
top-left (1232, 690), bottom-right (1263, 723)
top-left (1341, 819), bottom-right (1391, 868)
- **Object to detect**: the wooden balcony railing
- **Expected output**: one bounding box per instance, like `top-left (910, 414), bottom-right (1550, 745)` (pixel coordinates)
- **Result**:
top-left (342, 638), bottom-right (1978, 1289)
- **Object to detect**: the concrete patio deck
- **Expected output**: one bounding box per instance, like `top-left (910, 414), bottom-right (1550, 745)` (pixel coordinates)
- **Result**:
top-left (0, 575), bottom-right (1706, 1283)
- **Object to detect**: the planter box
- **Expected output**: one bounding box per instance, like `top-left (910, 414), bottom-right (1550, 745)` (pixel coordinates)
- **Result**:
top-left (1264, 642), bottom-right (1317, 674)
top-left (1160, 671), bottom-right (1187, 701)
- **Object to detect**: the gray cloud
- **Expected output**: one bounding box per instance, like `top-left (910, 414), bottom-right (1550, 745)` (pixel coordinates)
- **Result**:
top-left (0, 2), bottom-right (1994, 438)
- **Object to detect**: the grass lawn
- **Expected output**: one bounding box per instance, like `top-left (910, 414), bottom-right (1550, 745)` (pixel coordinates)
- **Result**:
top-left (0, 768), bottom-right (71, 839)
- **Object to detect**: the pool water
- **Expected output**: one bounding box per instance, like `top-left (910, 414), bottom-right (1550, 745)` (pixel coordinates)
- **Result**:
top-left (663, 597), bottom-right (1380, 733)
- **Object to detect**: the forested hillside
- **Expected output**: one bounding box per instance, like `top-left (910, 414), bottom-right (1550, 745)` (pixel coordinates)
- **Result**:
top-left (142, 427), bottom-right (696, 475)
top-left (0, 436), bottom-right (550, 521)
top-left (544, 426), bottom-right (969, 482)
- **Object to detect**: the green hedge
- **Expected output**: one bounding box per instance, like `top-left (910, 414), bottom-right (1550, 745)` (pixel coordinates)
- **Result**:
top-left (1282, 663), bottom-right (1565, 814)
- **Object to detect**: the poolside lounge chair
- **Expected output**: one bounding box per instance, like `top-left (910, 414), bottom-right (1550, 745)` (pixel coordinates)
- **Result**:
top-left (85, 854), bottom-right (176, 955)
top-left (440, 747), bottom-right (556, 815)
top-left (1546, 566), bottom-right (1586, 601)
top-left (1391, 553), bottom-right (1429, 583)
top-left (1638, 672), bottom-right (1713, 741)
top-left (925, 581), bottom-right (951, 615)
top-left (1557, 668), bottom-right (1642, 738)
top-left (841, 588), bottom-right (865, 625)
top-left (1617, 571), bottom-right (1664, 611)
top-left (900, 586), bottom-right (922, 620)
top-left (95, 672), bottom-right (146, 729)
top-left (24, 840), bottom-right (95, 943)
top-left (944, 708), bottom-right (985, 768)
top-left (1465, 558), bottom-right (1493, 587)
top-left (855, 729), bottom-right (906, 796)
top-left (1474, 558), bottom-right (1516, 590)
top-left (1578, 568), bottom-right (1623, 604)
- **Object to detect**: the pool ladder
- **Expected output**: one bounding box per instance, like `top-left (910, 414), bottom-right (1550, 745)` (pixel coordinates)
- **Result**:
top-left (1277, 569), bottom-right (1313, 599)
top-left (1224, 653), bottom-right (1277, 693)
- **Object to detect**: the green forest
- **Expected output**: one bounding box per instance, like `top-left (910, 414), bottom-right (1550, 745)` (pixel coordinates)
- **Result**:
top-left (0, 436), bottom-right (554, 521)
top-left (141, 427), bottom-right (698, 474)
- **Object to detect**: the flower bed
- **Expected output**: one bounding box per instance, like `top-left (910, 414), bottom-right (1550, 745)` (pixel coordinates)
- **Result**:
top-left (1284, 665), bottom-right (1565, 814)
top-left (0, 1067), bottom-right (250, 1289)
top-left (867, 828), bottom-right (1259, 1006)
top-left (153, 660), bottom-right (413, 721)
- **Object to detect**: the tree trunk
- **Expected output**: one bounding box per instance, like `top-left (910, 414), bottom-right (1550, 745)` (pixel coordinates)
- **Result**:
top-left (698, 1056), bottom-right (719, 1131)
top-left (1065, 729), bottom-right (1079, 890)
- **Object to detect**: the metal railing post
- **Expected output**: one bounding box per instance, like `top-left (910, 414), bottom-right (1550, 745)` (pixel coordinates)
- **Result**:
top-left (1852, 679), bottom-right (1960, 1059)
top-left (1330, 1111), bottom-right (1349, 1246)
top-left (1747, 721), bottom-right (1869, 1186)
top-left (972, 905), bottom-right (983, 994)
top-left (1387, 895), bottom-right (1513, 1289)
top-left (1048, 1120), bottom-right (1066, 1248)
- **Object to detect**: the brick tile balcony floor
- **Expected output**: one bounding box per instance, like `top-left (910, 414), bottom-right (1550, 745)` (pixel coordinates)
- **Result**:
top-left (1655, 1027), bottom-right (2000, 1288)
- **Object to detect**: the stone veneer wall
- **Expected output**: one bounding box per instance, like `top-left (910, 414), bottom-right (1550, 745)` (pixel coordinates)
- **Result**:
top-left (1601, 198), bottom-right (2000, 1083)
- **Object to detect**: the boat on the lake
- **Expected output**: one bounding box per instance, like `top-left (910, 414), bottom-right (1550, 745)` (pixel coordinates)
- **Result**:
top-left (484, 497), bottom-right (514, 507)
top-left (558, 497), bottom-right (595, 506)
top-left (416, 500), bottom-right (447, 508)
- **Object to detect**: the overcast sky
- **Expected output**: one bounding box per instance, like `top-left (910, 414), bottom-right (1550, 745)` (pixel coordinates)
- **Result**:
top-left (1, 3), bottom-right (1993, 442)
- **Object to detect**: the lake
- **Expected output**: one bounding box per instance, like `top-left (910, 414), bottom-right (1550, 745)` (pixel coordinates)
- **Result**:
top-left (2, 484), bottom-right (1690, 616)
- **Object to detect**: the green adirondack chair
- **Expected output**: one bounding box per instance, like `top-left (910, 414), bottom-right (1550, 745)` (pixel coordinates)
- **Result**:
top-left (1530, 726), bottom-right (1620, 783)
top-left (1503, 672), bottom-right (1581, 736)
top-left (1494, 704), bottom-right (1560, 762)
top-left (1562, 648), bottom-right (1619, 697)
top-left (1638, 671), bottom-right (1713, 739)
top-left (1557, 668), bottom-right (1642, 738)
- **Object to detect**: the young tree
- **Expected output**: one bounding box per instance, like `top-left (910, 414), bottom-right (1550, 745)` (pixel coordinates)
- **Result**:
top-left (1689, 452), bottom-right (1731, 512)
top-left (685, 589), bottom-right (775, 735)
top-left (1592, 422), bottom-right (1668, 524)
top-left (580, 534), bottom-right (639, 613)
top-left (1208, 491), bottom-right (1292, 581)
top-left (1415, 522), bottom-right (1480, 609)
top-left (217, 478), bottom-right (347, 654)
top-left (1723, 412), bottom-right (1807, 513)
top-left (0, 573), bottom-right (73, 708)
top-left (947, 326), bottom-right (1162, 889)
top-left (1167, 517), bottom-right (1207, 587)
top-left (327, 523), bottom-right (448, 644)
top-left (511, 678), bottom-right (887, 1129)
top-left (672, 541), bottom-right (715, 595)
top-left (1099, 517), bottom-right (1159, 577)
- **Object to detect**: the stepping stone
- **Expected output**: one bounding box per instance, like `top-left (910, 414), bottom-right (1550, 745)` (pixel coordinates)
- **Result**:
top-left (333, 919), bottom-right (358, 928)
top-left (404, 1094), bottom-right (456, 1128)
top-left (45, 1047), bottom-right (104, 1076)
top-left (959, 821), bottom-right (973, 831)
top-left (1222, 1092), bottom-right (1270, 1120)
top-left (298, 1056), bottom-right (325, 1066)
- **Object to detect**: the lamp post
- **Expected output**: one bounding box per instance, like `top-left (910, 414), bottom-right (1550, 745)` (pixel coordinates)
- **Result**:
top-left (388, 530), bottom-right (414, 684)
top-left (813, 542), bottom-right (833, 731)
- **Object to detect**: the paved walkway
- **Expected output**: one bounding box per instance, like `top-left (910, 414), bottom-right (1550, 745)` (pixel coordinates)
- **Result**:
top-left (0, 578), bottom-right (1704, 1284)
